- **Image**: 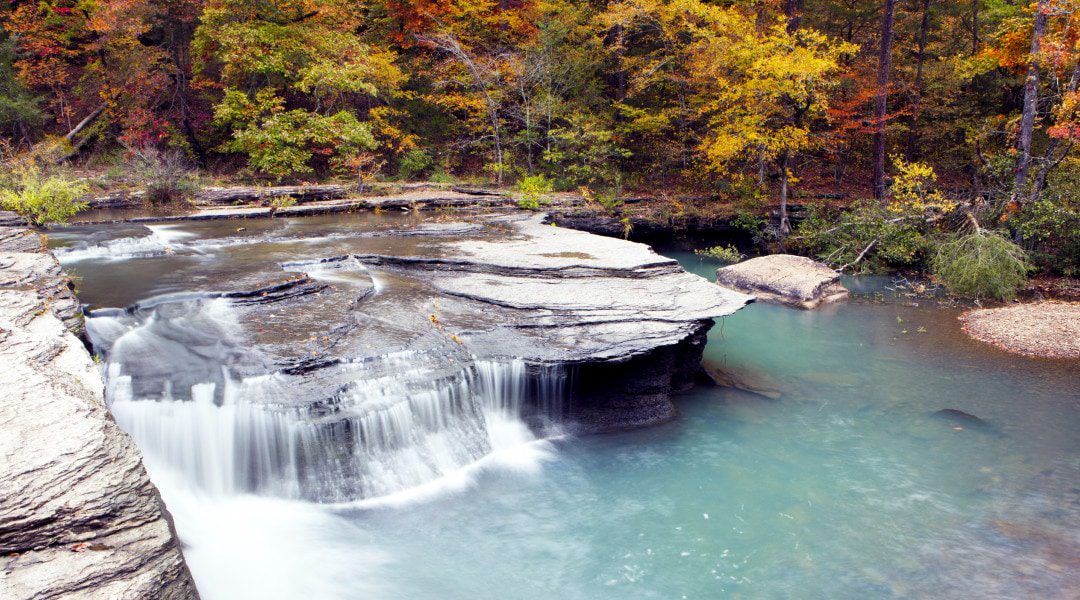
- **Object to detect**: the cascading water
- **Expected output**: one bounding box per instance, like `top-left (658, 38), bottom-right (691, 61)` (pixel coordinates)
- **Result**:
top-left (54, 224), bottom-right (198, 262)
top-left (90, 298), bottom-right (571, 503)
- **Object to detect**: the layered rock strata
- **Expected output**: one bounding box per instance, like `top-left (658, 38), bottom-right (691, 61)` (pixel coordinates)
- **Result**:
top-left (0, 212), bottom-right (197, 600)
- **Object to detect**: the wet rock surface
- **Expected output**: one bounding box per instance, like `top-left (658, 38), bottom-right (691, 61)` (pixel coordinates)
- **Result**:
top-left (65, 212), bottom-right (751, 431)
top-left (74, 190), bottom-right (513, 224)
top-left (716, 254), bottom-right (848, 309)
top-left (274, 216), bottom-right (749, 428)
top-left (0, 218), bottom-right (197, 599)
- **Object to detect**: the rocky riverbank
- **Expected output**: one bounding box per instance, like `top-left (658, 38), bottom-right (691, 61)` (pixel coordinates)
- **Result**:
top-left (0, 213), bottom-right (197, 599)
top-left (960, 302), bottom-right (1080, 359)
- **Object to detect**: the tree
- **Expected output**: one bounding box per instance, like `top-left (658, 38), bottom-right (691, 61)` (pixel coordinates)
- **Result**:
top-left (905, 0), bottom-right (932, 161)
top-left (0, 37), bottom-right (45, 144)
top-left (872, 0), bottom-right (897, 201)
top-left (193, 0), bottom-right (404, 179)
top-left (685, 4), bottom-right (853, 233)
top-left (1011, 0), bottom-right (1051, 206)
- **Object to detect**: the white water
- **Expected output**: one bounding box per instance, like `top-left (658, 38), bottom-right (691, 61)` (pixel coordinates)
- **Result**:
top-left (55, 224), bottom-right (196, 262)
top-left (93, 299), bottom-right (570, 503)
top-left (88, 297), bottom-right (572, 599)
top-left (107, 356), bottom-right (567, 502)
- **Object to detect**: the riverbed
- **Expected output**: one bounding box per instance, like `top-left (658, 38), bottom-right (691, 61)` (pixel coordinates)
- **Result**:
top-left (50, 215), bottom-right (1080, 599)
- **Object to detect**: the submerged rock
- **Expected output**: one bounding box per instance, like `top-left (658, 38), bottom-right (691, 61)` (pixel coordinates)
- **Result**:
top-left (0, 224), bottom-right (197, 599)
top-left (931, 408), bottom-right (1001, 435)
top-left (716, 254), bottom-right (848, 309)
top-left (700, 360), bottom-right (784, 399)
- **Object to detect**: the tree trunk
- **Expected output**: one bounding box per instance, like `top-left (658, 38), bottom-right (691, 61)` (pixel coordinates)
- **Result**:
top-left (758, 150), bottom-right (767, 187)
top-left (418, 33), bottom-right (504, 184)
top-left (63, 104), bottom-right (106, 143)
top-left (971, 0), bottom-right (980, 55)
top-left (785, 0), bottom-right (804, 34)
top-left (1011, 0), bottom-right (1050, 206)
top-left (906, 0), bottom-right (932, 161)
top-left (1030, 62), bottom-right (1080, 200)
top-left (872, 0), bottom-right (897, 202)
top-left (778, 151), bottom-right (791, 235)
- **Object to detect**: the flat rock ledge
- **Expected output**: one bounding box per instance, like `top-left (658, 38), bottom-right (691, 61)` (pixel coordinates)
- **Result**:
top-left (960, 301), bottom-right (1080, 359)
top-left (716, 254), bottom-right (848, 309)
top-left (290, 214), bottom-right (754, 431)
top-left (0, 213), bottom-right (197, 599)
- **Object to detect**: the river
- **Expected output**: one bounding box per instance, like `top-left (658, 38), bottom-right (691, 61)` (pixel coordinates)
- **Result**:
top-left (50, 214), bottom-right (1080, 599)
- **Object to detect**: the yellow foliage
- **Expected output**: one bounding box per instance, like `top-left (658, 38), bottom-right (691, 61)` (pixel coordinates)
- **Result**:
top-left (887, 156), bottom-right (956, 214)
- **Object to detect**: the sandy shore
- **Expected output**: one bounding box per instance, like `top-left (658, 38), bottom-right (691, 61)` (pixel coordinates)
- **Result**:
top-left (960, 301), bottom-right (1080, 359)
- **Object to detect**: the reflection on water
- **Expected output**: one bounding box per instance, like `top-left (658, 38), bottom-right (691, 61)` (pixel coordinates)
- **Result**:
top-left (50, 217), bottom-right (1080, 599)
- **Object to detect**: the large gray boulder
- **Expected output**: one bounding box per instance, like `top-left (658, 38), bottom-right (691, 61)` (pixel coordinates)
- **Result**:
top-left (0, 219), bottom-right (197, 600)
top-left (716, 254), bottom-right (848, 309)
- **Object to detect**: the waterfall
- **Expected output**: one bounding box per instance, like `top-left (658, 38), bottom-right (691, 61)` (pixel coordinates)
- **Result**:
top-left (94, 301), bottom-right (571, 503)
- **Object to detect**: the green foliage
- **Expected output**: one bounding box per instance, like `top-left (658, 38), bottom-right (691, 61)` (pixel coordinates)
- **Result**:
top-left (195, 2), bottom-right (400, 181)
top-left (1014, 196), bottom-right (1080, 277)
top-left (695, 244), bottom-right (744, 264)
top-left (429, 171), bottom-right (458, 184)
top-left (269, 196), bottom-right (297, 210)
top-left (931, 232), bottom-right (1029, 301)
top-left (0, 38), bottom-right (43, 136)
top-left (731, 210), bottom-right (768, 244)
top-left (579, 184), bottom-right (623, 214)
top-left (215, 90), bottom-right (376, 181)
top-left (517, 174), bottom-right (555, 210)
top-left (541, 114), bottom-right (629, 189)
top-left (793, 202), bottom-right (931, 272)
top-left (0, 166), bottom-right (89, 226)
top-left (398, 149), bottom-right (434, 180)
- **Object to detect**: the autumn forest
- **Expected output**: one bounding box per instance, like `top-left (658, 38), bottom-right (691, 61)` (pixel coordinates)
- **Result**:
top-left (1, 0), bottom-right (1078, 286)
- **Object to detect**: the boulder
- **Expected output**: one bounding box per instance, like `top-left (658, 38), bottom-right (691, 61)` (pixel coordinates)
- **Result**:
top-left (716, 254), bottom-right (848, 309)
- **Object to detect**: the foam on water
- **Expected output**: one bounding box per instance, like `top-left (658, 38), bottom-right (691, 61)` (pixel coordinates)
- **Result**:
top-left (94, 299), bottom-right (570, 503)
top-left (151, 468), bottom-right (392, 600)
top-left (87, 293), bottom-right (575, 598)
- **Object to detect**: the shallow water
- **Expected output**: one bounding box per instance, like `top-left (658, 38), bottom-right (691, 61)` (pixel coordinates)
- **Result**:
top-left (51, 217), bottom-right (1080, 599)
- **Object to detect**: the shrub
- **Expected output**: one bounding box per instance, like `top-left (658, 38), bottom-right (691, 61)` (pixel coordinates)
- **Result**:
top-left (792, 201), bottom-right (930, 272)
top-left (1014, 196), bottom-right (1080, 276)
top-left (931, 232), bottom-right (1029, 301)
top-left (517, 174), bottom-right (554, 210)
top-left (429, 170), bottom-right (457, 184)
top-left (0, 166), bottom-right (89, 226)
top-left (269, 196), bottom-right (297, 210)
top-left (580, 184), bottom-right (623, 214)
top-left (1012, 161), bottom-right (1080, 276)
top-left (125, 145), bottom-right (198, 204)
top-left (695, 244), bottom-right (744, 264)
top-left (398, 148), bottom-right (433, 180)
top-left (214, 89), bottom-right (377, 181)
top-left (541, 113), bottom-right (630, 189)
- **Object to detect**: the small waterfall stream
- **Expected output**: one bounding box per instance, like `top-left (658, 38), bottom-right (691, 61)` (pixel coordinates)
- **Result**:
top-left (90, 299), bottom-right (571, 503)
